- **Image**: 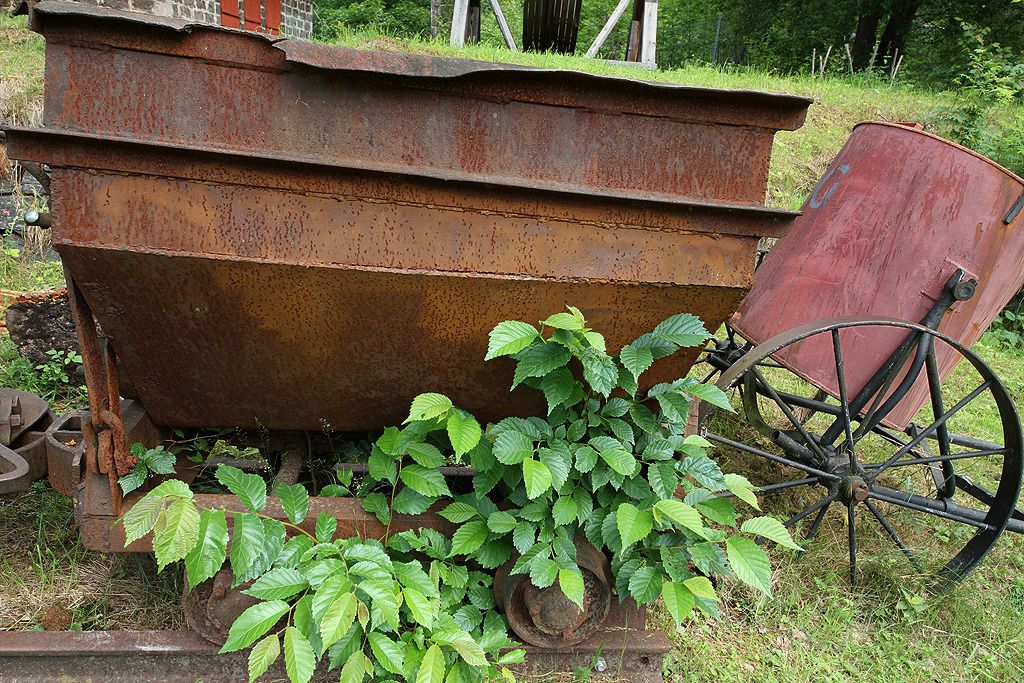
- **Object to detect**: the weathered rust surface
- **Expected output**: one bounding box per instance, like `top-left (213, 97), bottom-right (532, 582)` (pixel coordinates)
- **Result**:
top-left (5, 2), bottom-right (808, 432)
top-left (0, 627), bottom-right (670, 682)
top-left (734, 122), bottom-right (1024, 428)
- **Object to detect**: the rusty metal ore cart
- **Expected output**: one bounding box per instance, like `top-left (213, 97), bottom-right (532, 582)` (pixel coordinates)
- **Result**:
top-left (3, 0), bottom-right (1024, 680)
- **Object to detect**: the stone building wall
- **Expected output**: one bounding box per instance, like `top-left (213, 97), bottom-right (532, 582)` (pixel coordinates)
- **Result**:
top-left (69, 0), bottom-right (312, 38)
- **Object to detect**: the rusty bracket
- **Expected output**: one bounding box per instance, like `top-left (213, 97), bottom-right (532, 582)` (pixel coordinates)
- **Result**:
top-left (0, 395), bottom-right (24, 445)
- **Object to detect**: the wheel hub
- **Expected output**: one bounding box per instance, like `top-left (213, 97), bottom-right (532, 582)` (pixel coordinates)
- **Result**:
top-left (841, 476), bottom-right (869, 504)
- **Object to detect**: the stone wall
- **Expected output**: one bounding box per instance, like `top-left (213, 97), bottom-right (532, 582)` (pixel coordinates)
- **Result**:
top-left (281, 0), bottom-right (312, 38)
top-left (66, 0), bottom-right (312, 38)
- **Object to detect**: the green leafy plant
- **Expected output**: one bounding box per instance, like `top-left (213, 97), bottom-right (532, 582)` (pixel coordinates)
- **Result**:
top-left (32, 348), bottom-right (85, 404)
top-left (119, 443), bottom-right (177, 495)
top-left (357, 307), bottom-right (798, 622)
top-left (985, 288), bottom-right (1024, 350)
top-left (123, 470), bottom-right (523, 683)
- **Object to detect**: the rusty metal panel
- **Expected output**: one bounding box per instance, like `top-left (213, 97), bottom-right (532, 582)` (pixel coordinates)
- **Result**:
top-left (734, 122), bottom-right (1024, 428)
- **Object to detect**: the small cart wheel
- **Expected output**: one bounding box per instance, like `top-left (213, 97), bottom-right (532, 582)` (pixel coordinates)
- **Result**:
top-left (698, 317), bottom-right (1023, 590)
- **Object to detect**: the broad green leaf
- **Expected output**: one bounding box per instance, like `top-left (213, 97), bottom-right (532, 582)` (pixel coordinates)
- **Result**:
top-left (740, 516), bottom-right (802, 550)
top-left (433, 628), bottom-right (488, 667)
top-left (584, 330), bottom-right (606, 352)
top-left (416, 644), bottom-right (446, 683)
top-left (724, 473), bottom-right (761, 510)
top-left (558, 568), bottom-right (585, 609)
top-left (655, 391), bottom-right (691, 424)
top-left (229, 513), bottom-right (265, 579)
top-left (552, 496), bottom-right (578, 526)
top-left (369, 632), bottom-right (406, 675)
top-left (392, 488), bottom-right (435, 515)
top-left (248, 634), bottom-right (280, 683)
top-left (629, 402), bottom-right (660, 434)
top-left (368, 449), bottom-right (398, 484)
top-left (619, 343), bottom-right (654, 382)
top-left (580, 347), bottom-right (618, 397)
top-left (153, 497), bottom-right (201, 571)
top-left (726, 536), bottom-right (773, 595)
top-left (628, 565), bottom-right (662, 604)
top-left (394, 561), bottom-right (437, 597)
top-left (284, 626), bottom-right (316, 683)
top-left (655, 499), bottom-right (707, 538)
top-left (243, 567), bottom-right (308, 600)
top-left (146, 478), bottom-right (193, 500)
top-left (362, 492), bottom-right (392, 526)
top-left (339, 648), bottom-right (366, 683)
top-left (449, 520), bottom-right (489, 556)
top-left (680, 454), bottom-right (727, 491)
top-left (215, 465), bottom-right (267, 513)
top-left (598, 444), bottom-right (638, 477)
top-left (143, 447), bottom-right (176, 475)
top-left (274, 483), bottom-right (309, 524)
top-left (405, 393), bottom-right (453, 423)
top-left (689, 541), bottom-right (730, 576)
top-left (446, 408), bottom-right (482, 458)
top-left (616, 503), bottom-right (653, 547)
top-left (541, 311), bottom-right (585, 330)
top-left (315, 511), bottom-right (337, 543)
top-left (493, 430), bottom-right (534, 465)
top-left (694, 496), bottom-right (739, 527)
top-left (404, 587), bottom-right (434, 629)
top-left (400, 465), bottom-right (452, 498)
top-left (683, 381), bottom-right (735, 411)
top-left (487, 511), bottom-right (517, 534)
top-left (122, 493), bottom-right (164, 546)
top-left (118, 464), bottom-right (147, 495)
top-left (683, 576), bottom-right (720, 602)
top-left (475, 537), bottom-right (513, 569)
top-left (522, 458), bottom-right (553, 500)
top-left (540, 367), bottom-right (575, 414)
top-left (485, 320), bottom-right (539, 360)
top-left (440, 502), bottom-right (479, 524)
top-left (652, 313), bottom-right (710, 347)
top-left (512, 522), bottom-right (535, 553)
top-left (539, 442), bottom-right (572, 489)
top-left (185, 508), bottom-right (228, 587)
top-left (662, 581), bottom-right (695, 625)
top-left (512, 343), bottom-right (571, 388)
top-left (574, 445), bottom-right (598, 473)
top-left (407, 442), bottom-right (445, 468)
top-left (648, 462), bottom-right (678, 500)
top-left (312, 574), bottom-right (354, 623)
top-left (529, 556), bottom-right (559, 588)
top-left (220, 600), bottom-right (290, 653)
top-left (376, 426), bottom-right (401, 455)
top-left (319, 593), bottom-right (358, 653)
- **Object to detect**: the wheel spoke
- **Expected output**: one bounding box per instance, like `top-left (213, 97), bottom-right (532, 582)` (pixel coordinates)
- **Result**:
top-left (870, 381), bottom-right (993, 477)
top-left (795, 503), bottom-right (830, 560)
top-left (750, 366), bottom-right (831, 463)
top-left (865, 499), bottom-right (925, 573)
top-left (784, 493), bottom-right (837, 528)
top-left (847, 500), bottom-right (857, 587)
top-left (863, 448), bottom-right (1007, 470)
top-left (831, 329), bottom-right (856, 465)
top-left (868, 487), bottom-right (994, 531)
top-left (704, 433), bottom-right (841, 481)
top-left (923, 337), bottom-right (955, 496)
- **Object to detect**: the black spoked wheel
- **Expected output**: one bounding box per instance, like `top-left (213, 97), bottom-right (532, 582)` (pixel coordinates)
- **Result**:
top-left (698, 317), bottom-right (1023, 590)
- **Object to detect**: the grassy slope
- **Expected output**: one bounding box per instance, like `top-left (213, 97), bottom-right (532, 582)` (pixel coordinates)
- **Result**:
top-left (1, 12), bottom-right (1023, 682)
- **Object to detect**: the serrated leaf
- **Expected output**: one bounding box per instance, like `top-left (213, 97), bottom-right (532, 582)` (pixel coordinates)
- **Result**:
top-left (284, 626), bottom-right (316, 683)
top-left (153, 497), bottom-right (200, 571)
top-left (724, 473), bottom-right (760, 510)
top-left (248, 634), bottom-right (280, 683)
top-left (662, 581), bottom-right (695, 625)
top-left (540, 367), bottom-right (575, 414)
top-left (493, 430), bottom-right (534, 465)
top-left (683, 576), bottom-right (719, 602)
top-left (369, 632), bottom-right (406, 675)
top-left (628, 565), bottom-right (662, 604)
top-left (529, 556), bottom-right (559, 588)
top-left (440, 502), bottom-right (479, 524)
top-left (655, 391), bottom-right (691, 425)
top-left (144, 447), bottom-right (177, 475)
top-left (629, 402), bottom-right (660, 434)
top-left (320, 593), bottom-right (358, 653)
top-left (558, 568), bottom-right (585, 608)
top-left (122, 494), bottom-right (164, 546)
top-left (368, 449), bottom-right (398, 484)
top-left (652, 313), bottom-right (710, 347)
top-left (539, 443), bottom-right (572, 489)
top-left (689, 541), bottom-right (730, 576)
top-left (215, 465), bottom-right (267, 513)
top-left (648, 462), bottom-right (678, 500)
top-left (407, 442), bottom-right (445, 468)
top-left (228, 513), bottom-right (265, 580)
top-left (362, 492), bottom-right (392, 526)
top-left (512, 522), bottom-right (535, 553)
top-left (619, 343), bottom-right (655, 382)
top-left (512, 343), bottom-right (571, 388)
top-left (449, 520), bottom-right (489, 557)
top-left (243, 567), bottom-right (308, 601)
top-left (274, 483), bottom-right (309, 524)
top-left (541, 311), bottom-right (585, 330)
top-left (487, 511), bottom-right (517, 534)
top-left (654, 499), bottom-right (708, 538)
top-left (118, 465), bottom-right (148, 495)
top-left (315, 511), bottom-right (337, 542)
top-left (446, 408), bottom-right (482, 458)
top-left (405, 393), bottom-right (453, 423)
top-left (616, 503), bottom-right (654, 547)
top-left (552, 496), bottom-right (578, 526)
top-left (393, 488), bottom-right (435, 515)
top-left (741, 516), bottom-right (802, 550)
top-left (417, 644), bottom-right (446, 683)
top-left (401, 464), bottom-right (452, 498)
top-left (726, 536), bottom-right (773, 595)
top-left (220, 600), bottom-right (290, 653)
top-left (376, 426), bottom-right (401, 455)
top-left (680, 454), bottom-right (727, 491)
top-left (696, 496), bottom-right (738, 527)
top-left (404, 586), bottom-right (435, 628)
top-left (434, 628), bottom-right (488, 667)
top-left (573, 444), bottom-right (598, 473)
top-left (185, 508), bottom-right (228, 586)
top-left (486, 320), bottom-right (540, 360)
top-left (580, 347), bottom-right (618, 397)
top-left (597, 443), bottom-right (638, 477)
top-left (683, 381), bottom-right (735, 411)
top-left (522, 458), bottom-right (553, 500)
top-left (339, 648), bottom-right (366, 683)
